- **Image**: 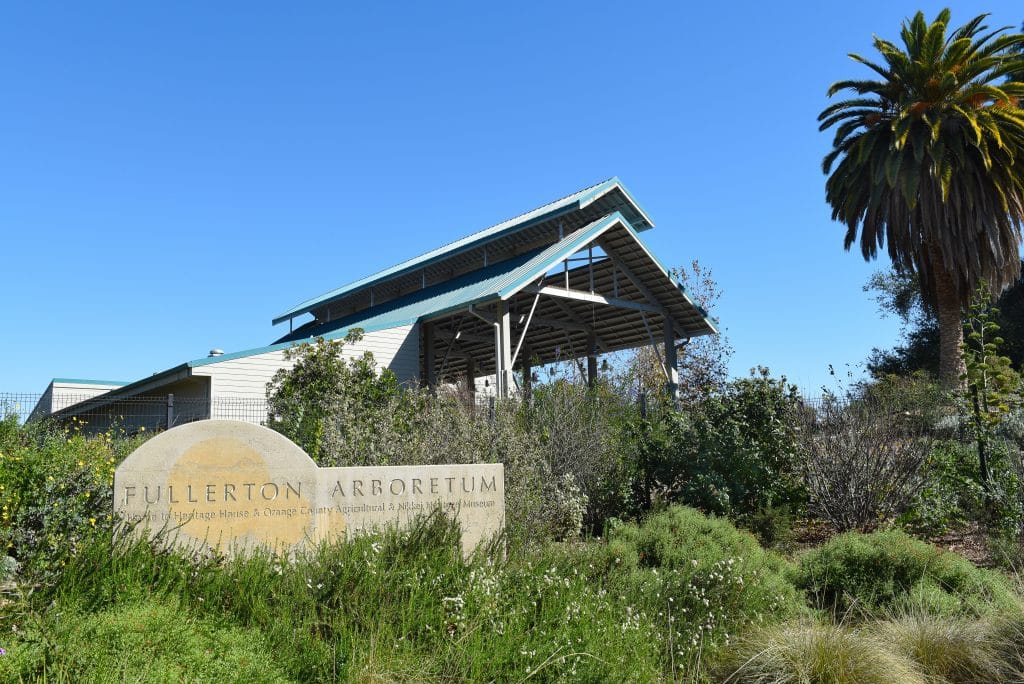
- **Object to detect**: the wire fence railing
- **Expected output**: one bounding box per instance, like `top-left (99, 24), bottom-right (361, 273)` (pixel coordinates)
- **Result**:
top-left (0, 389), bottom-right (948, 437)
top-left (0, 392), bottom-right (269, 433)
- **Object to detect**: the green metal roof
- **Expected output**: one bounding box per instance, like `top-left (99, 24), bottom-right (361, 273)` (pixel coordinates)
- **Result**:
top-left (51, 378), bottom-right (129, 386)
top-left (271, 177), bottom-right (653, 326)
top-left (271, 212), bottom-right (630, 346)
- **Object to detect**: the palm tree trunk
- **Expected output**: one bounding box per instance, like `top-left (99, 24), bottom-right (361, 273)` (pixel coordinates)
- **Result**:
top-left (933, 266), bottom-right (965, 388)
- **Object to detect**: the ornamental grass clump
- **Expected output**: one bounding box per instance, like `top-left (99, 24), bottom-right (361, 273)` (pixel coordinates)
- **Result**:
top-left (794, 529), bottom-right (1020, 618)
top-left (718, 621), bottom-right (926, 684)
top-left (873, 611), bottom-right (1004, 683)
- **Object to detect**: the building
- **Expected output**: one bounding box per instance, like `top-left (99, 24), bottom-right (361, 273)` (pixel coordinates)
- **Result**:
top-left (33, 178), bottom-right (717, 431)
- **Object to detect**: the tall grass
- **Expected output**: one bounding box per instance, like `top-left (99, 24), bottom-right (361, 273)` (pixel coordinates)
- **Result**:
top-left (2, 512), bottom-right (670, 682)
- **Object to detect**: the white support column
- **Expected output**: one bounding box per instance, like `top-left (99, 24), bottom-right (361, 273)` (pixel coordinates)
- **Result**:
top-left (497, 300), bottom-right (513, 399)
top-left (423, 322), bottom-right (437, 394)
top-left (664, 315), bottom-right (679, 399)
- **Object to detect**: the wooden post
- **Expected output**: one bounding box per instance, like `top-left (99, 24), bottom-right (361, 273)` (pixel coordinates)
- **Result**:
top-left (465, 356), bottom-right (476, 400)
top-left (522, 346), bottom-right (533, 400)
top-left (423, 322), bottom-right (437, 395)
top-left (587, 333), bottom-right (598, 389)
top-left (663, 315), bottom-right (679, 400)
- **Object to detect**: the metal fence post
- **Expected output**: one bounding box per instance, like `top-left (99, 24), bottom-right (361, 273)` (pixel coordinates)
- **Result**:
top-left (166, 393), bottom-right (174, 429)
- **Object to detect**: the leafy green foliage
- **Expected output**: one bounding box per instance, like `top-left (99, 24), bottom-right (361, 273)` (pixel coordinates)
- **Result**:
top-left (0, 416), bottom-right (147, 583)
top-left (960, 286), bottom-right (1023, 511)
top-left (604, 507), bottom-right (803, 635)
top-left (794, 529), bottom-right (1019, 618)
top-left (265, 331), bottom-right (400, 464)
top-left (626, 369), bottom-right (806, 518)
top-left (0, 599), bottom-right (290, 683)
top-left (901, 440), bottom-right (988, 534)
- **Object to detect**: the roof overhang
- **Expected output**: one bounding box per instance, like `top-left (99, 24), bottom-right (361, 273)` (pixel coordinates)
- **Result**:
top-left (271, 178), bottom-right (654, 326)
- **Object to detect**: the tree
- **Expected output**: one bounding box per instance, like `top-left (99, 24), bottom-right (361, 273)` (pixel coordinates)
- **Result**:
top-left (265, 330), bottom-right (399, 463)
top-left (865, 261), bottom-right (1024, 377)
top-left (819, 9), bottom-right (1024, 386)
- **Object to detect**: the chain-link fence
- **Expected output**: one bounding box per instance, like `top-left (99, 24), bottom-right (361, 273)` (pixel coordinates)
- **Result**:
top-left (0, 392), bottom-right (268, 433)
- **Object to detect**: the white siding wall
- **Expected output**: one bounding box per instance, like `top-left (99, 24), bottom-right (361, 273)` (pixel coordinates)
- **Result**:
top-left (193, 325), bottom-right (421, 413)
top-left (28, 381), bottom-right (127, 427)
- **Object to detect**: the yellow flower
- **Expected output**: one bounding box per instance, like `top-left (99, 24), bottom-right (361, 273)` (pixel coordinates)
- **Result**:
top-left (89, 517), bottom-right (96, 527)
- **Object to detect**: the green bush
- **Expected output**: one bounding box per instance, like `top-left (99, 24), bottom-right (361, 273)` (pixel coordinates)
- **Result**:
top-left (265, 338), bottom-right (601, 542)
top-left (266, 332), bottom-right (400, 463)
top-left (523, 380), bottom-right (637, 535)
top-left (901, 440), bottom-right (986, 534)
top-left (596, 506), bottom-right (804, 677)
top-left (0, 416), bottom-right (147, 582)
top-left (794, 529), bottom-right (1020, 618)
top-left (626, 370), bottom-right (806, 518)
top-left (0, 599), bottom-right (290, 683)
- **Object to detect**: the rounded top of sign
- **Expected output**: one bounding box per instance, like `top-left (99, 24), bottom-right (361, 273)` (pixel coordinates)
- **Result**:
top-left (117, 419), bottom-right (318, 475)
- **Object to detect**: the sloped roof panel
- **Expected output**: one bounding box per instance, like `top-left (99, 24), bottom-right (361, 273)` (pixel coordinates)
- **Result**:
top-left (272, 213), bottom-right (626, 344)
top-left (271, 178), bottom-right (651, 325)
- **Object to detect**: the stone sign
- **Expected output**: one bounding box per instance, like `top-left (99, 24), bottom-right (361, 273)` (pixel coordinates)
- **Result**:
top-left (114, 420), bottom-right (504, 556)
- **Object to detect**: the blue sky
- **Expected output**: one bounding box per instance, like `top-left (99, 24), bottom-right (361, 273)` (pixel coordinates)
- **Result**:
top-left (2, 1), bottom-right (1022, 395)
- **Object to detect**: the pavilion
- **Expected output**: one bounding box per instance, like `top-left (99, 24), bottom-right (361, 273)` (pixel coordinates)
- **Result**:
top-left (34, 178), bottom-right (717, 430)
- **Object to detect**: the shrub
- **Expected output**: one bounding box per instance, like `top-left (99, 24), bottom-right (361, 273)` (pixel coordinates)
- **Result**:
top-left (0, 416), bottom-right (147, 582)
top-left (626, 370), bottom-right (806, 518)
top-left (266, 331), bottom-right (400, 463)
top-left (901, 440), bottom-right (986, 534)
top-left (794, 529), bottom-right (1019, 618)
top-left (717, 621), bottom-right (926, 684)
top-left (523, 380), bottom-right (636, 534)
top-left (0, 599), bottom-right (290, 683)
top-left (800, 394), bottom-right (934, 532)
top-left (597, 506), bottom-right (804, 677)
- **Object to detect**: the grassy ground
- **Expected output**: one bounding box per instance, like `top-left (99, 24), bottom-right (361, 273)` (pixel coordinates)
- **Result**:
top-left (2, 507), bottom-right (1023, 683)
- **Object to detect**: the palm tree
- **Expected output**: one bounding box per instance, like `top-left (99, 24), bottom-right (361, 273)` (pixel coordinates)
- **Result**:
top-left (819, 9), bottom-right (1024, 386)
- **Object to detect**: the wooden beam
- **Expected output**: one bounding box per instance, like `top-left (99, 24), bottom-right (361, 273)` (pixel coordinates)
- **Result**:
top-left (434, 328), bottom-right (492, 345)
top-left (598, 243), bottom-right (694, 341)
top-left (531, 316), bottom-right (591, 334)
top-left (548, 299), bottom-right (610, 352)
top-left (524, 285), bottom-right (662, 314)
top-left (597, 242), bottom-right (665, 313)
